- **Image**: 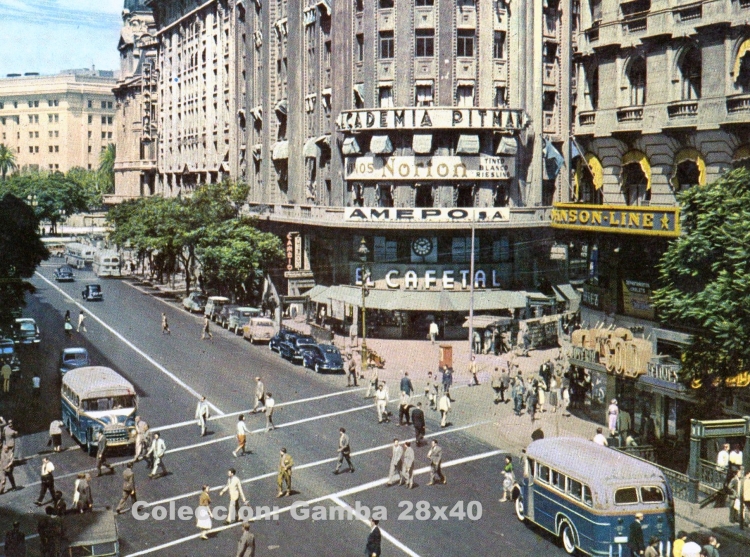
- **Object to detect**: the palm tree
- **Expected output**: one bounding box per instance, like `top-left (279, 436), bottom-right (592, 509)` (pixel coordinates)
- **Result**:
top-left (99, 143), bottom-right (116, 194)
top-left (0, 143), bottom-right (17, 180)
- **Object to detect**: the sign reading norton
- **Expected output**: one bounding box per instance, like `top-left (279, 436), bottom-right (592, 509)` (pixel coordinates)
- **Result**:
top-left (347, 155), bottom-right (514, 181)
top-left (551, 203), bottom-right (680, 237)
top-left (336, 108), bottom-right (528, 131)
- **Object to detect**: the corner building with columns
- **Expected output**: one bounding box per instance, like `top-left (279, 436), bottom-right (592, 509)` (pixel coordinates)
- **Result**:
top-left (144, 0), bottom-right (574, 340)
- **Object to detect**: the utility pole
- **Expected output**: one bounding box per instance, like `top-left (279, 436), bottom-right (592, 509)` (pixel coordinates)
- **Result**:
top-left (468, 224), bottom-right (476, 358)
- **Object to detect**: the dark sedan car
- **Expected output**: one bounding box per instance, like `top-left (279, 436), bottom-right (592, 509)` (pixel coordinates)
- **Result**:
top-left (279, 335), bottom-right (317, 364)
top-left (301, 344), bottom-right (345, 373)
top-left (81, 284), bottom-right (103, 301)
top-left (269, 329), bottom-right (299, 353)
top-left (59, 347), bottom-right (90, 375)
top-left (53, 265), bottom-right (75, 282)
top-left (14, 318), bottom-right (40, 346)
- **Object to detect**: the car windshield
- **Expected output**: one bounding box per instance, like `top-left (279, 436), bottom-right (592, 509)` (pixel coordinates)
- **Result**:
top-left (58, 267), bottom-right (72, 273)
top-left (90, 285), bottom-right (101, 293)
top-left (299, 343), bottom-right (316, 351)
top-left (19, 322), bottom-right (36, 331)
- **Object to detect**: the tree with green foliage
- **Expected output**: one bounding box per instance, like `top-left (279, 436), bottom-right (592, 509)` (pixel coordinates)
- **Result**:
top-left (67, 167), bottom-right (108, 210)
top-left (0, 193), bottom-right (48, 332)
top-left (0, 144), bottom-right (16, 181)
top-left (652, 167), bottom-right (750, 406)
top-left (99, 144), bottom-right (116, 195)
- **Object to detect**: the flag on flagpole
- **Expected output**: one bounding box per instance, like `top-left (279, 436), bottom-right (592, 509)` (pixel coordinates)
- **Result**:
top-left (543, 137), bottom-right (565, 179)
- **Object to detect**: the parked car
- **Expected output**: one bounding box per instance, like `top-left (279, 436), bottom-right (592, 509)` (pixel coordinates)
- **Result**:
top-left (53, 265), bottom-right (75, 282)
top-left (216, 304), bottom-right (240, 329)
top-left (279, 335), bottom-right (317, 364)
top-left (228, 307), bottom-right (260, 334)
top-left (269, 329), bottom-right (299, 353)
top-left (243, 317), bottom-right (276, 344)
top-left (204, 296), bottom-right (230, 321)
top-left (0, 338), bottom-right (20, 374)
top-left (301, 344), bottom-right (345, 374)
top-left (59, 347), bottom-right (90, 375)
top-left (182, 291), bottom-right (207, 313)
top-left (81, 284), bottom-right (103, 301)
top-left (14, 318), bottom-right (40, 346)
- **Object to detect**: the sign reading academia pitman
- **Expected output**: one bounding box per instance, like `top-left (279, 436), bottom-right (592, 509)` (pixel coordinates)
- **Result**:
top-left (346, 155), bottom-right (514, 181)
top-left (336, 108), bottom-right (528, 131)
top-left (551, 203), bottom-right (680, 237)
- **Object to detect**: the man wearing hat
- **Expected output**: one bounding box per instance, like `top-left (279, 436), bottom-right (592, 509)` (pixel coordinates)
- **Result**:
top-left (627, 513), bottom-right (645, 556)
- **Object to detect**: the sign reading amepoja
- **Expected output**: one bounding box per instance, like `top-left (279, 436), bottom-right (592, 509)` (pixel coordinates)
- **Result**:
top-left (345, 207), bottom-right (510, 223)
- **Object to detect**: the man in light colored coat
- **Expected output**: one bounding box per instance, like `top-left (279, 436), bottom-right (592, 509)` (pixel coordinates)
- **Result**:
top-left (195, 396), bottom-right (210, 436)
top-left (146, 432), bottom-right (167, 478)
top-left (400, 441), bottom-right (415, 489)
top-left (251, 378), bottom-right (265, 413)
top-left (385, 439), bottom-right (403, 486)
top-left (427, 439), bottom-right (446, 485)
top-left (220, 468), bottom-right (247, 523)
top-left (438, 392), bottom-right (451, 427)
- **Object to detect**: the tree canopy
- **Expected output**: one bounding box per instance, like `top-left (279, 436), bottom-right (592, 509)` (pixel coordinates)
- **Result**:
top-left (0, 143), bottom-right (16, 181)
top-left (652, 167), bottom-right (750, 400)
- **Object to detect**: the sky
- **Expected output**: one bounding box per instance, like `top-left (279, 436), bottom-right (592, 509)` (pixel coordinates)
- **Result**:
top-left (0, 0), bottom-right (123, 77)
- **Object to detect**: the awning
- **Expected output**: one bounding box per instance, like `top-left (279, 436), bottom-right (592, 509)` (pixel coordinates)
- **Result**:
top-left (370, 134), bottom-right (394, 155)
top-left (250, 106), bottom-right (262, 121)
top-left (316, 0), bottom-right (332, 16)
top-left (415, 79), bottom-right (434, 86)
top-left (412, 134), bottom-right (433, 154)
top-left (462, 315), bottom-right (513, 329)
top-left (734, 38), bottom-right (750, 83)
top-left (553, 284), bottom-right (581, 313)
top-left (574, 152), bottom-right (604, 198)
top-left (496, 136), bottom-right (518, 156)
top-left (670, 148), bottom-right (706, 188)
top-left (274, 99), bottom-right (287, 118)
top-left (342, 136), bottom-right (361, 156)
top-left (315, 134), bottom-right (331, 148)
top-left (353, 84), bottom-right (365, 104)
top-left (621, 150), bottom-right (651, 190)
top-left (456, 134), bottom-right (480, 155)
top-left (457, 79), bottom-right (475, 87)
top-left (303, 137), bottom-right (320, 158)
top-left (304, 284), bottom-right (329, 301)
top-left (733, 145), bottom-right (750, 163)
top-left (252, 144), bottom-right (262, 161)
top-left (272, 140), bottom-right (289, 161)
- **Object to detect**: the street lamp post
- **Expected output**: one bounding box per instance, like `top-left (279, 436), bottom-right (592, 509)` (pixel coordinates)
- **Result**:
top-left (357, 237), bottom-right (370, 371)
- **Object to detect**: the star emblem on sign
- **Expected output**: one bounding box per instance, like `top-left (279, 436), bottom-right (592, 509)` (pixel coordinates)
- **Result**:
top-left (660, 214), bottom-right (670, 230)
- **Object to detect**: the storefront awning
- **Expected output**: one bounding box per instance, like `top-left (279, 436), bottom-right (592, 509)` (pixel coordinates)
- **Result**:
top-left (342, 136), bottom-right (361, 156)
top-left (303, 137), bottom-right (320, 159)
top-left (456, 134), bottom-right (480, 155)
top-left (274, 99), bottom-right (287, 118)
top-left (621, 150), bottom-right (651, 190)
top-left (670, 148), bottom-right (706, 188)
top-left (496, 136), bottom-right (518, 156)
top-left (272, 140), bottom-right (289, 161)
top-left (462, 315), bottom-right (513, 329)
top-left (574, 152), bottom-right (604, 199)
top-left (412, 134), bottom-right (433, 154)
top-left (370, 134), bottom-right (394, 155)
top-left (553, 284), bottom-right (581, 313)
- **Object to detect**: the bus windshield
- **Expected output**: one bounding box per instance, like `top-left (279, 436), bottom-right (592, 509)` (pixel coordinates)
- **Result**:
top-left (81, 395), bottom-right (135, 411)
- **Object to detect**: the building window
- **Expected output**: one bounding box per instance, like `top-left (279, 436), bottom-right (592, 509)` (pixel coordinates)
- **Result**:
top-left (586, 65), bottom-right (599, 110)
top-left (414, 184), bottom-right (434, 207)
top-left (493, 86), bottom-right (507, 107)
top-left (673, 160), bottom-right (700, 192)
top-left (101, 101), bottom-right (107, 109)
top-left (88, 115), bottom-right (93, 124)
top-left (456, 85), bottom-right (474, 107)
top-left (416, 0), bottom-right (434, 5)
top-left (415, 29), bottom-right (435, 57)
top-left (493, 31), bottom-right (506, 59)
top-left (380, 31), bottom-right (394, 59)
top-left (380, 0), bottom-right (394, 7)
top-left (356, 34), bottom-right (364, 62)
top-left (102, 132), bottom-right (107, 139)
top-left (679, 47), bottom-right (701, 100)
top-left (622, 163), bottom-right (650, 206)
top-left (378, 87), bottom-right (394, 108)
top-left (29, 146), bottom-right (34, 154)
top-left (457, 29), bottom-right (475, 57)
top-left (452, 237), bottom-right (479, 263)
top-left (455, 185), bottom-right (475, 207)
top-left (543, 91), bottom-right (557, 112)
top-left (416, 84), bottom-right (434, 107)
top-left (590, 0), bottom-right (602, 22)
top-left (88, 100), bottom-right (93, 108)
top-left (377, 184), bottom-right (394, 207)
top-left (628, 57), bottom-right (647, 106)
top-left (356, 0), bottom-right (364, 11)
top-left (88, 146), bottom-right (92, 153)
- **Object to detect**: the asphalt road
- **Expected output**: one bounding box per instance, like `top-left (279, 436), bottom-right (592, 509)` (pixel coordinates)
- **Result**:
top-left (1, 263), bottom-right (745, 556)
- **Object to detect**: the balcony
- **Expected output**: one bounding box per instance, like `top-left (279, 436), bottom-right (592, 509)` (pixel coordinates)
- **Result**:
top-left (616, 107), bottom-right (644, 122)
top-left (726, 93), bottom-right (750, 114)
top-left (578, 111), bottom-right (596, 126)
top-left (585, 26), bottom-right (599, 43)
top-left (667, 100), bottom-right (698, 119)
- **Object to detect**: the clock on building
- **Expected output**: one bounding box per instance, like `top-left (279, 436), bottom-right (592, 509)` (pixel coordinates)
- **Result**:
top-left (411, 237), bottom-right (434, 257)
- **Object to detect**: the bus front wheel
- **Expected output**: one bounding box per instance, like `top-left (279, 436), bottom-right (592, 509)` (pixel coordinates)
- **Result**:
top-left (514, 496), bottom-right (525, 522)
top-left (559, 520), bottom-right (577, 555)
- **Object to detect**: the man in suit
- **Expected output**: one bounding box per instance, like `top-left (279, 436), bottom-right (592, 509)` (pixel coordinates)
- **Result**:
top-left (427, 439), bottom-right (446, 485)
top-left (627, 513), bottom-right (645, 557)
top-left (400, 441), bottom-right (415, 489)
top-left (96, 431), bottom-right (114, 476)
top-left (251, 377), bottom-right (265, 413)
top-left (220, 468), bottom-right (247, 523)
top-left (411, 402), bottom-right (426, 447)
top-left (277, 448), bottom-right (293, 497)
top-left (385, 439), bottom-right (403, 486)
top-left (146, 432), bottom-right (167, 478)
top-left (236, 521), bottom-right (256, 557)
top-left (334, 428), bottom-right (354, 474)
top-left (365, 519), bottom-right (381, 557)
top-left (399, 371), bottom-right (414, 395)
top-left (195, 396), bottom-right (210, 436)
top-left (115, 462), bottom-right (137, 514)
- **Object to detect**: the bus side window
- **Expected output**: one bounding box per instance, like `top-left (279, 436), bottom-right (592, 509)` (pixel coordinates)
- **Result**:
top-left (568, 479), bottom-right (583, 501)
top-left (552, 471), bottom-right (566, 492)
top-left (583, 485), bottom-right (593, 507)
top-left (614, 487), bottom-right (639, 504)
top-left (640, 486), bottom-right (664, 503)
top-left (538, 465), bottom-right (550, 483)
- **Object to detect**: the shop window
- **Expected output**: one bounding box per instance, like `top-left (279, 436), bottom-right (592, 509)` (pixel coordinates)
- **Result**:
top-left (493, 237), bottom-right (511, 262)
top-left (374, 236), bottom-right (398, 262)
top-left (451, 237), bottom-right (479, 263)
top-left (455, 184), bottom-right (475, 207)
top-left (414, 183), bottom-right (434, 207)
top-left (622, 163), bottom-right (650, 205)
top-left (628, 57), bottom-right (647, 106)
top-left (673, 160), bottom-right (700, 192)
top-left (679, 47), bottom-right (701, 100)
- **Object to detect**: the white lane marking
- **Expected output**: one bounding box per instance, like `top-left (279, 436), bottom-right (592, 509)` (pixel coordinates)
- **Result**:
top-left (122, 447), bottom-right (503, 557)
top-left (34, 271), bottom-right (224, 416)
top-left (330, 495), bottom-right (422, 557)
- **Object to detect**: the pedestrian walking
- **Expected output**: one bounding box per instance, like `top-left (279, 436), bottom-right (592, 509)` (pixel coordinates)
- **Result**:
top-left (399, 371), bottom-right (414, 395)
top-left (400, 442), bottom-right (415, 489)
top-left (73, 473), bottom-right (93, 513)
top-left (375, 384), bottom-right (389, 424)
top-left (161, 312), bottom-right (171, 335)
top-left (220, 468), bottom-right (247, 524)
top-left (133, 416), bottom-right (150, 464)
top-left (77, 311), bottom-right (87, 333)
top-left (48, 419), bottom-right (63, 452)
top-left (52, 491), bottom-right (66, 516)
top-left (196, 485), bottom-right (213, 540)
top-left (0, 445), bottom-right (17, 493)
top-left (536, 377), bottom-right (547, 412)
top-left (702, 536), bottom-right (720, 557)
top-left (398, 391), bottom-right (412, 426)
top-left (4, 521), bottom-right (25, 557)
top-left (468, 355), bottom-right (480, 386)
top-left (95, 431), bottom-right (114, 476)
top-left (561, 381), bottom-right (571, 417)
top-left (385, 439), bottom-right (403, 486)
top-left (548, 375), bottom-right (559, 412)
top-left (32, 374), bottom-right (40, 397)
top-left (201, 315), bottom-right (213, 340)
top-left (1, 360), bottom-right (11, 393)
top-left (593, 427), bottom-right (609, 447)
top-left (115, 463), bottom-right (137, 515)
top-left (424, 372), bottom-right (436, 409)
top-left (334, 427), bottom-right (354, 474)
top-left (673, 532), bottom-right (688, 557)
top-left (251, 377), bottom-right (265, 413)
top-left (365, 519), bottom-right (382, 557)
top-left (64, 315), bottom-right (73, 338)
top-left (236, 521), bottom-right (256, 556)
top-left (607, 399), bottom-right (619, 436)
top-left (276, 448), bottom-right (293, 497)
top-left (499, 456), bottom-right (514, 502)
top-left (427, 439), bottom-right (446, 485)
top-left (195, 396), bottom-right (210, 436)
top-left (441, 365), bottom-right (453, 398)
top-left (627, 513), bottom-right (645, 557)
top-left (264, 392), bottom-right (276, 431)
top-left (4, 419), bottom-right (18, 459)
top-left (526, 381), bottom-right (538, 422)
top-left (429, 321), bottom-right (439, 344)
top-left (365, 367), bottom-right (379, 398)
top-left (472, 331), bottom-right (481, 355)
top-left (36, 457), bottom-right (56, 506)
top-left (347, 356), bottom-right (358, 387)
top-left (146, 432), bottom-right (167, 478)
top-left (728, 468), bottom-right (742, 523)
top-left (438, 391), bottom-right (451, 428)
top-left (233, 415), bottom-right (253, 457)
top-left (411, 402), bottom-right (426, 447)
top-left (491, 368), bottom-right (503, 403)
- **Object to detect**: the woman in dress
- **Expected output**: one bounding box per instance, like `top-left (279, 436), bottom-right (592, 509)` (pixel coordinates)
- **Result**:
top-left (548, 375), bottom-right (559, 412)
top-left (607, 399), bottom-right (619, 436)
top-left (499, 456), bottom-right (514, 502)
top-left (196, 484), bottom-right (213, 540)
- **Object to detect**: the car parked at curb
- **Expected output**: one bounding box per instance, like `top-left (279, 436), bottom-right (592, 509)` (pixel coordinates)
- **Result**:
top-left (279, 335), bottom-right (317, 364)
top-left (301, 344), bottom-right (345, 374)
top-left (204, 296), bottom-right (230, 322)
top-left (14, 318), bottom-right (41, 345)
top-left (0, 338), bottom-right (21, 374)
top-left (243, 317), bottom-right (276, 344)
top-left (81, 284), bottom-right (103, 301)
top-left (216, 304), bottom-right (239, 329)
top-left (59, 347), bottom-right (90, 375)
top-left (228, 307), bottom-right (261, 334)
top-left (53, 265), bottom-right (75, 282)
top-left (269, 329), bottom-right (299, 353)
top-left (182, 291), bottom-right (207, 313)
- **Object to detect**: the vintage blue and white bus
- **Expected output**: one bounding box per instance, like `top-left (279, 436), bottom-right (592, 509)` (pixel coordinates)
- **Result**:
top-left (514, 438), bottom-right (674, 556)
top-left (61, 366), bottom-right (137, 455)
top-left (92, 250), bottom-right (121, 278)
top-left (64, 242), bottom-right (96, 269)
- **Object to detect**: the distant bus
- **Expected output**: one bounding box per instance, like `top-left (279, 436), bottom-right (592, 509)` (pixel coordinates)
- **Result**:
top-left (61, 366), bottom-right (137, 455)
top-left (514, 438), bottom-right (674, 556)
top-left (93, 250), bottom-right (121, 277)
top-left (65, 242), bottom-right (96, 269)
top-left (42, 236), bottom-right (75, 258)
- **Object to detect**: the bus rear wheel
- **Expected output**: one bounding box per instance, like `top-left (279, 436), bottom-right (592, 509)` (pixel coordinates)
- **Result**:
top-left (559, 520), bottom-right (577, 555)
top-left (514, 496), bottom-right (525, 522)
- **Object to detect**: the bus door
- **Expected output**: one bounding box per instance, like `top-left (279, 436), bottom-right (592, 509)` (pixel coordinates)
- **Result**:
top-left (525, 460), bottom-right (535, 522)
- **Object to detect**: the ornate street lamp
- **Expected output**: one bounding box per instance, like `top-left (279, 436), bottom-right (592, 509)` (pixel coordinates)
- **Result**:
top-left (357, 237), bottom-right (370, 370)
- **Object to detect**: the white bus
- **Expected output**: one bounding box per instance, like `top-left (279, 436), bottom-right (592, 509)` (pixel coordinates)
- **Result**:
top-left (64, 243), bottom-right (96, 269)
top-left (93, 250), bottom-right (121, 277)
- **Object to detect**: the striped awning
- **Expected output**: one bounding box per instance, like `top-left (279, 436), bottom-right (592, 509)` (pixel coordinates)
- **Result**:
top-left (370, 135), bottom-right (394, 155)
top-left (456, 134), bottom-right (480, 155)
top-left (412, 134), bottom-right (433, 154)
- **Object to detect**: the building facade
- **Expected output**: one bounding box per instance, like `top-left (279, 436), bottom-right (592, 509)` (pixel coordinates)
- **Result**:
top-left (0, 71), bottom-right (118, 174)
top-left (144, 0), bottom-right (575, 339)
top-left (110, 0), bottom-right (160, 203)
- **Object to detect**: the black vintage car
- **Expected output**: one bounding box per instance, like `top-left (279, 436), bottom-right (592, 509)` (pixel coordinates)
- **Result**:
top-left (54, 265), bottom-right (75, 282)
top-left (81, 284), bottom-right (103, 301)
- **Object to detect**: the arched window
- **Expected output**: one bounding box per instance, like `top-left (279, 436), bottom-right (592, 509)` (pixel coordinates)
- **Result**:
top-left (670, 149), bottom-right (705, 193)
top-left (679, 47), bottom-right (701, 100)
top-left (738, 50), bottom-right (750, 94)
top-left (628, 57), bottom-right (647, 106)
top-left (621, 151), bottom-right (651, 206)
top-left (575, 154), bottom-right (604, 204)
top-left (585, 65), bottom-right (599, 110)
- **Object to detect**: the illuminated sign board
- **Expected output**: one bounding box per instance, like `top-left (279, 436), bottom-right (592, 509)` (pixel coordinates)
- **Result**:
top-left (551, 203), bottom-right (680, 237)
top-left (336, 108), bottom-right (527, 131)
top-left (345, 155), bottom-right (514, 181)
top-left (344, 207), bottom-right (510, 223)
